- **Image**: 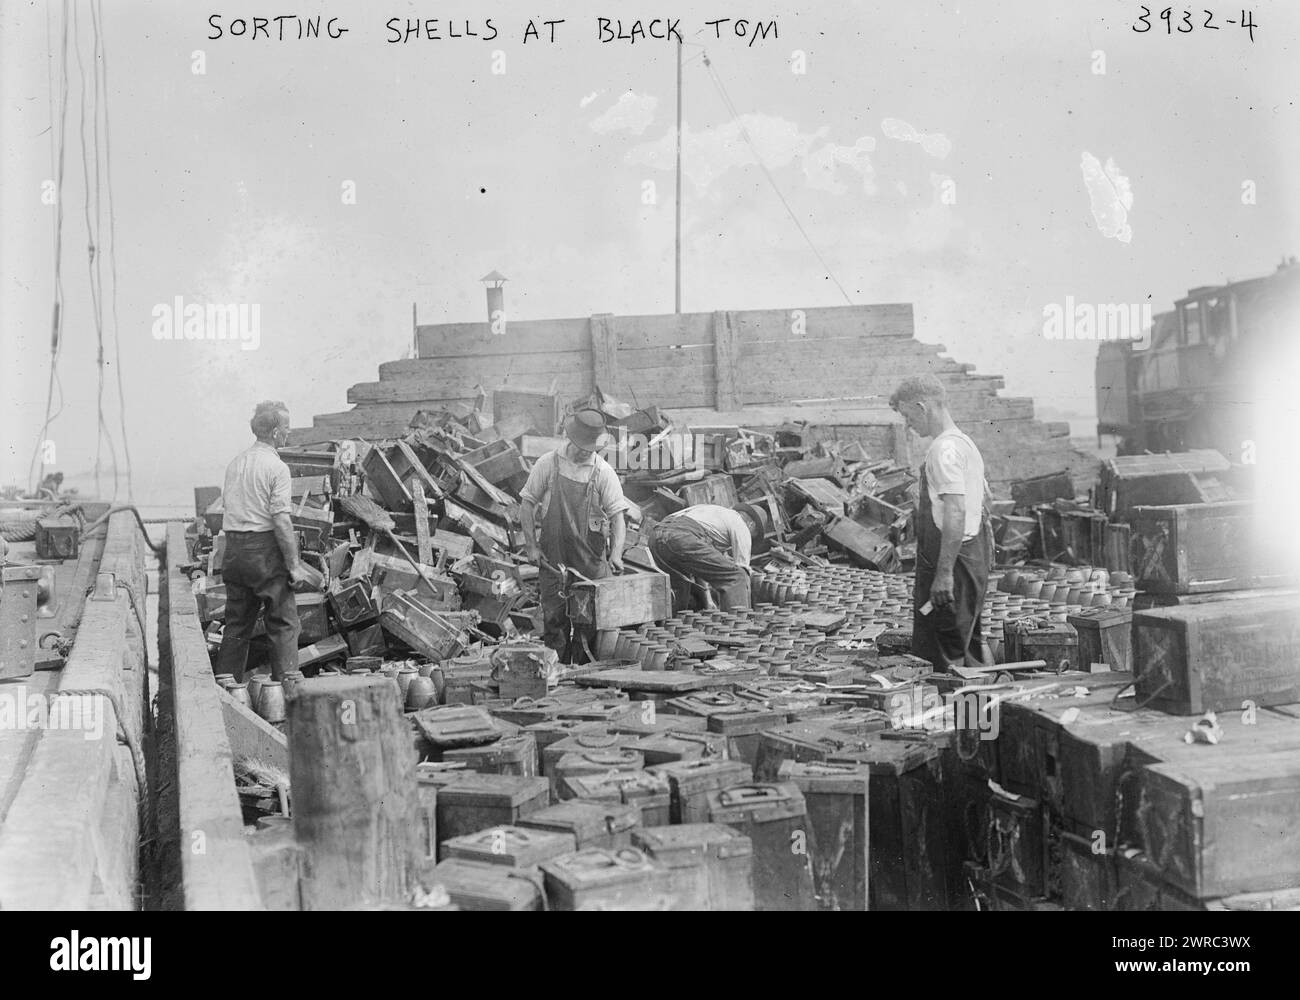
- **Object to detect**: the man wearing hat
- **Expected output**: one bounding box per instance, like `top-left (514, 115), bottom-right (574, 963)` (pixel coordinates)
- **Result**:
top-left (519, 409), bottom-right (630, 660)
top-left (648, 503), bottom-right (753, 612)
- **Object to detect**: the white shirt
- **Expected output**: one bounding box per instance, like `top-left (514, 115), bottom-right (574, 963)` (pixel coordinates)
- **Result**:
top-left (667, 504), bottom-right (752, 569)
top-left (519, 449), bottom-right (630, 522)
top-left (924, 429), bottom-right (987, 540)
top-left (222, 441), bottom-right (292, 532)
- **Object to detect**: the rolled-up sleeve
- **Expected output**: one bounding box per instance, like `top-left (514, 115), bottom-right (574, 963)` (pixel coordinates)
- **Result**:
top-left (519, 454), bottom-right (552, 507)
top-left (596, 461), bottom-right (631, 518)
top-left (267, 461), bottom-right (293, 518)
top-left (927, 438), bottom-right (967, 496)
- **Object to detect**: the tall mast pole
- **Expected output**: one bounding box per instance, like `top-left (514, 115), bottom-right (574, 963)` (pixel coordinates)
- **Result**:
top-left (674, 38), bottom-right (683, 314)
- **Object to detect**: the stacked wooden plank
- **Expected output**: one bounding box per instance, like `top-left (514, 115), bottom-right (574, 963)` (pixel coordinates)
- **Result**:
top-left (289, 304), bottom-right (1092, 488)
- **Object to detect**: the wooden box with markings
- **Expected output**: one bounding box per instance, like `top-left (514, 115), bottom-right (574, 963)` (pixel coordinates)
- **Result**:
top-left (1133, 593), bottom-right (1300, 714)
top-left (1130, 501), bottom-right (1289, 595)
top-left (567, 570), bottom-right (672, 630)
top-left (1121, 750), bottom-right (1300, 899)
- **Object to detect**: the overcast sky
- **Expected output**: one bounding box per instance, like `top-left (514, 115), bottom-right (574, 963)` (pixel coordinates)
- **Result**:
top-left (2, 0), bottom-right (1297, 506)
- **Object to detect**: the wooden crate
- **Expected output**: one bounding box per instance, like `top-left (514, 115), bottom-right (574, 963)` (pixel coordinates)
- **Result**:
top-left (1067, 607), bottom-right (1133, 673)
top-left (1113, 851), bottom-right (1205, 911)
top-left (777, 760), bottom-right (870, 911)
top-left (1130, 501), bottom-right (1290, 595)
top-left (1099, 450), bottom-right (1230, 521)
top-left (1132, 585), bottom-right (1300, 612)
top-left (1060, 510), bottom-right (1107, 566)
top-left (678, 473), bottom-right (738, 509)
top-left (1003, 619), bottom-right (1079, 674)
top-left (1122, 750), bottom-right (1300, 899)
top-left (996, 681), bottom-right (1130, 805)
top-left (1010, 471), bottom-right (1074, 508)
top-left (1056, 829), bottom-right (1119, 911)
top-left (568, 571), bottom-right (671, 629)
top-left (992, 513), bottom-right (1038, 553)
top-left (827, 740), bottom-right (949, 911)
top-left (34, 515), bottom-right (79, 560)
top-left (1133, 594), bottom-right (1300, 714)
top-left (985, 787), bottom-right (1046, 898)
top-left (1104, 521), bottom-right (1131, 574)
top-left (822, 516), bottom-right (899, 572)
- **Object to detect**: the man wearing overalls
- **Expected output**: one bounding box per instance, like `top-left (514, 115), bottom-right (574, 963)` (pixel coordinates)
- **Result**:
top-left (519, 409), bottom-right (630, 661)
top-left (890, 376), bottom-right (993, 671)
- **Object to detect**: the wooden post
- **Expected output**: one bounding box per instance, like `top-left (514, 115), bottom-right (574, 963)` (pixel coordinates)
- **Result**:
top-left (590, 313), bottom-right (619, 395)
top-left (289, 675), bottom-right (419, 910)
top-left (889, 422), bottom-right (910, 468)
top-left (410, 478), bottom-right (433, 567)
top-left (713, 310), bottom-right (740, 411)
top-left (675, 37), bottom-right (683, 313)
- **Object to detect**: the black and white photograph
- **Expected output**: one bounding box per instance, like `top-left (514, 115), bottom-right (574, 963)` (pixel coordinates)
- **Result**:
top-left (1, 0), bottom-right (1298, 951)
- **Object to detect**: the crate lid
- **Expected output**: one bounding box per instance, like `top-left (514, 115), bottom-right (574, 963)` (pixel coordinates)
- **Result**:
top-left (431, 858), bottom-right (544, 909)
top-left (442, 825), bottom-right (577, 867)
top-left (1067, 606), bottom-right (1133, 627)
top-left (826, 738), bottom-right (939, 775)
top-left (705, 782), bottom-right (807, 822)
top-left (776, 759), bottom-right (871, 795)
top-left (436, 774), bottom-right (549, 806)
top-left (519, 801), bottom-right (641, 839)
top-left (632, 823), bottom-right (753, 864)
top-left (540, 846), bottom-right (660, 890)
top-left (707, 707), bottom-right (787, 735)
top-left (647, 757), bottom-right (753, 790)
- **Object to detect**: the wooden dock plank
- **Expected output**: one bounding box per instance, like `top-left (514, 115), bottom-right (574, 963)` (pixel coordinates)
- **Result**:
top-left (163, 522), bottom-right (265, 911)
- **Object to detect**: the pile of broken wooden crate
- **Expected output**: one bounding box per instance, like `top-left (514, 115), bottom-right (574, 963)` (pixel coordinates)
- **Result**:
top-left (187, 386), bottom-right (924, 693)
top-left (989, 449), bottom-right (1245, 572)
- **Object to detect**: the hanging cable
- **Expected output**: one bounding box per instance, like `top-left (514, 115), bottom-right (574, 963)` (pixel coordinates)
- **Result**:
top-left (700, 52), bottom-right (856, 306)
top-left (75, 0), bottom-right (119, 501)
top-left (95, 0), bottom-right (133, 501)
top-left (73, 0), bottom-right (101, 496)
top-left (30, 0), bottom-right (72, 494)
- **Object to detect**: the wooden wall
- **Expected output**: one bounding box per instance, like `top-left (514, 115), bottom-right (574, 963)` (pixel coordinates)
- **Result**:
top-left (291, 304), bottom-right (1093, 488)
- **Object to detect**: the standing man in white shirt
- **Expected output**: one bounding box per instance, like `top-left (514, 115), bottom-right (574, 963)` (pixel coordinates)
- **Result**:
top-left (648, 503), bottom-right (753, 611)
top-left (889, 375), bottom-right (993, 671)
top-left (216, 401), bottom-right (310, 681)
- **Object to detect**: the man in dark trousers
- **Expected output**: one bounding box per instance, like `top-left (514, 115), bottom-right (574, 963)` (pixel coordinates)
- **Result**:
top-left (519, 409), bottom-right (629, 661)
top-left (216, 401), bottom-right (309, 681)
top-left (648, 503), bottom-right (753, 611)
top-left (889, 375), bottom-right (993, 671)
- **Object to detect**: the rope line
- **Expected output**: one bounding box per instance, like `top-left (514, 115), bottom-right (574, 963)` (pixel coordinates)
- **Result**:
top-left (96, 0), bottom-right (133, 501)
top-left (30, 0), bottom-right (72, 494)
top-left (699, 52), bottom-right (855, 306)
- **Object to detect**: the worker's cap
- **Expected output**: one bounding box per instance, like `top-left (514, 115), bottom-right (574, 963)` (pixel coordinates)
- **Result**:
top-left (565, 409), bottom-right (610, 451)
top-left (735, 502), bottom-right (767, 545)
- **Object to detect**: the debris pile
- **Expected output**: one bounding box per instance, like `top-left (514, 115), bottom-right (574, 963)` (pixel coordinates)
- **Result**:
top-left (188, 387), bottom-right (933, 708)
top-left (189, 392), bottom-right (1300, 912)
